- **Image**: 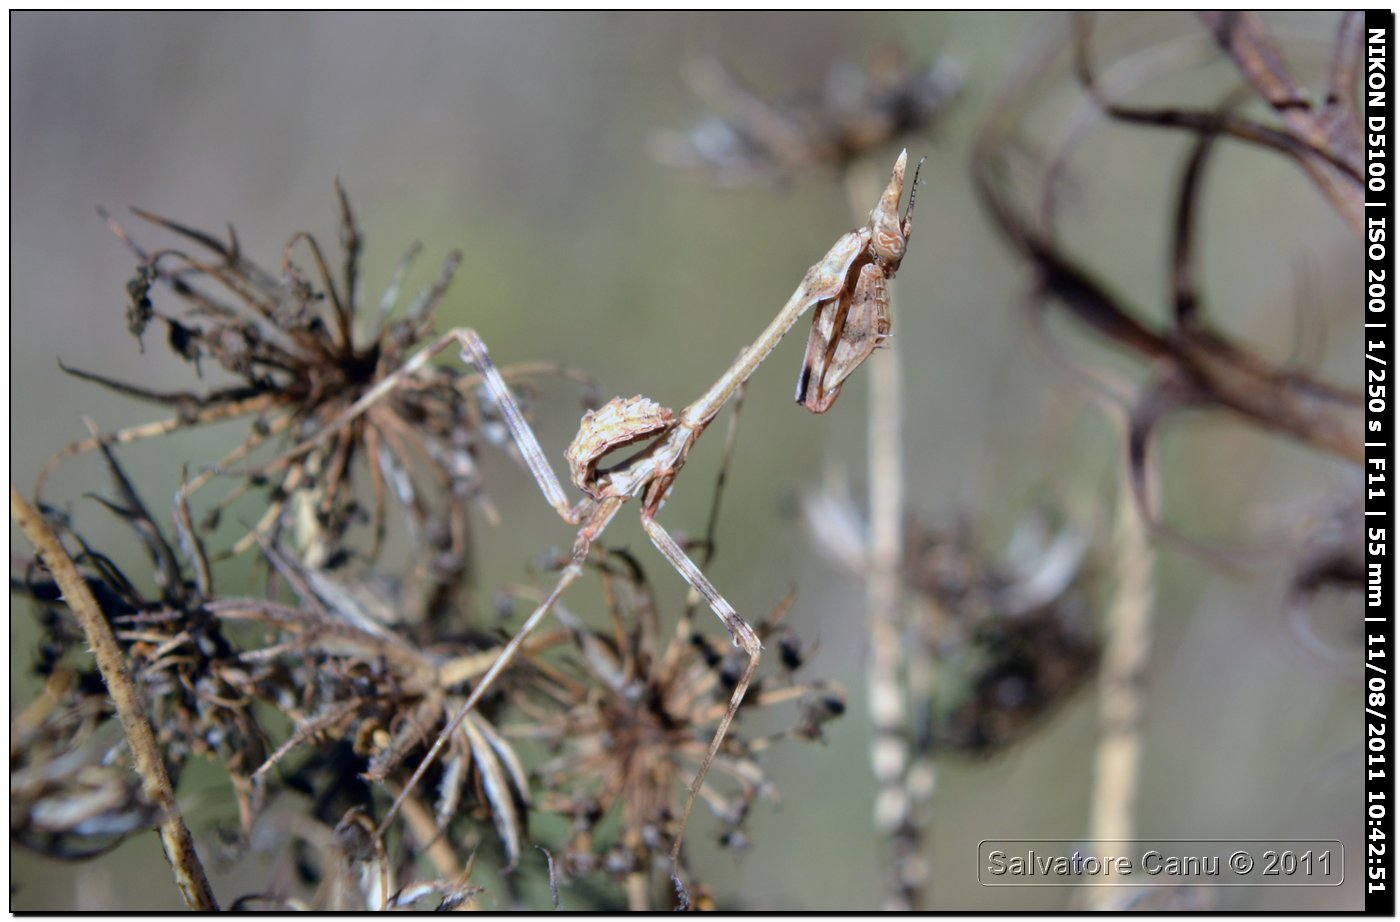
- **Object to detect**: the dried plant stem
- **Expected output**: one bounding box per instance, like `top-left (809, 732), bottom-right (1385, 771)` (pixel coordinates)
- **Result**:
top-left (846, 165), bottom-right (926, 910)
top-left (10, 486), bottom-right (219, 911)
top-left (383, 781), bottom-right (464, 882)
top-left (1081, 474), bottom-right (1155, 910)
top-left (625, 866), bottom-right (650, 912)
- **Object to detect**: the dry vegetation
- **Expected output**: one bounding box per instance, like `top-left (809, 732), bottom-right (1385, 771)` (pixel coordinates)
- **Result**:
top-left (11, 13), bottom-right (1364, 911)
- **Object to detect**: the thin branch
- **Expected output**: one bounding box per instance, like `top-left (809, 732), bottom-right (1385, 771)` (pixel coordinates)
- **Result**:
top-left (10, 487), bottom-right (219, 911)
top-left (846, 162), bottom-right (925, 911)
top-left (1080, 473), bottom-right (1155, 911)
top-left (1198, 11), bottom-right (1365, 231)
top-left (973, 127), bottom-right (1364, 465)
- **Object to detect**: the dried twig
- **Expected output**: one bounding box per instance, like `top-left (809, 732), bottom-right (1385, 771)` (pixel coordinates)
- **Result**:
top-left (1198, 11), bottom-right (1365, 233)
top-left (1080, 474), bottom-right (1155, 911)
top-left (656, 44), bottom-right (960, 186)
top-left (10, 487), bottom-right (219, 911)
top-left (1071, 12), bottom-right (1365, 234)
top-left (973, 13), bottom-right (1364, 525)
top-left (845, 161), bottom-right (925, 911)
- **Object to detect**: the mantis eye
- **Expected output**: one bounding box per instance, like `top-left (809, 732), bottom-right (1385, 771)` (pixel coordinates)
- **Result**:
top-left (871, 223), bottom-right (905, 264)
top-left (867, 148), bottom-right (909, 264)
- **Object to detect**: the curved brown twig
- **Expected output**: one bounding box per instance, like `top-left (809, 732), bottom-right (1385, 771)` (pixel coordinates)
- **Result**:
top-left (11, 488), bottom-right (219, 911)
top-left (1073, 12), bottom-right (1365, 234)
top-left (974, 16), bottom-right (1363, 468)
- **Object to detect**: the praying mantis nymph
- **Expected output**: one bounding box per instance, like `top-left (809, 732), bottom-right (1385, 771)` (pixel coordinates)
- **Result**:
top-left (275, 149), bottom-right (922, 893)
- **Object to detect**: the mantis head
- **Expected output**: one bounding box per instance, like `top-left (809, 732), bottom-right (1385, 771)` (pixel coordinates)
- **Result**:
top-left (867, 148), bottom-right (922, 267)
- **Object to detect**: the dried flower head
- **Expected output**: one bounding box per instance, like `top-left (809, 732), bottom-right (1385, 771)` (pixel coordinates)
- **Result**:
top-left (10, 674), bottom-right (163, 860)
top-left (36, 186), bottom-right (592, 621)
top-left (803, 481), bottom-right (1098, 756)
top-left (507, 547), bottom-right (844, 909)
top-left (903, 514), bottom-right (1098, 755)
top-left (228, 807), bottom-right (484, 911)
top-left (16, 450), bottom-right (844, 909)
top-left (13, 447), bottom-right (549, 906)
top-left (655, 42), bottom-right (961, 186)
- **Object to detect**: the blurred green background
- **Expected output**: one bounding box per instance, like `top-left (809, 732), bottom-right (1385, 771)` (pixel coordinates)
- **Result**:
top-left (11, 11), bottom-right (1363, 910)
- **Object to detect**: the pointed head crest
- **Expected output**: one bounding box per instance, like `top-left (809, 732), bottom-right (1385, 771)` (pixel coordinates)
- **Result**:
top-left (868, 149), bottom-right (923, 267)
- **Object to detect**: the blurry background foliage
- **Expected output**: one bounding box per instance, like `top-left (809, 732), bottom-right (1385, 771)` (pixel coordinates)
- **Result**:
top-left (11, 11), bottom-right (1361, 910)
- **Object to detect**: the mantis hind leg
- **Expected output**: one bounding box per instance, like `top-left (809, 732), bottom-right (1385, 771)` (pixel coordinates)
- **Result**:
top-left (637, 513), bottom-right (762, 898)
